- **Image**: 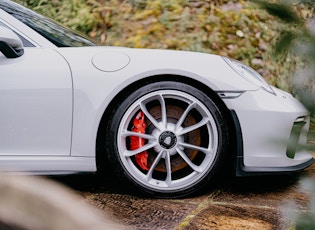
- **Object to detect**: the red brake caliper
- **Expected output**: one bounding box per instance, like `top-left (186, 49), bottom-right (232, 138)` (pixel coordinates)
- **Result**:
top-left (130, 111), bottom-right (149, 171)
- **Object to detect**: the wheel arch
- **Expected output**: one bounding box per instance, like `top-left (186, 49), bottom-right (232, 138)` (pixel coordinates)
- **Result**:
top-left (95, 74), bottom-right (237, 173)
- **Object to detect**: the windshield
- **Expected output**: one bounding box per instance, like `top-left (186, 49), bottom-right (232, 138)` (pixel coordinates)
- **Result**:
top-left (0, 0), bottom-right (96, 47)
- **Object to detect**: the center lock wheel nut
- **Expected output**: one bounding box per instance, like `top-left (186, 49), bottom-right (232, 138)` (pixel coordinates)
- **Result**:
top-left (159, 131), bottom-right (177, 149)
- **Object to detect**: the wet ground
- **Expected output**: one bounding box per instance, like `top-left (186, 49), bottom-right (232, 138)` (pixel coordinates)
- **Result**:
top-left (53, 160), bottom-right (315, 230)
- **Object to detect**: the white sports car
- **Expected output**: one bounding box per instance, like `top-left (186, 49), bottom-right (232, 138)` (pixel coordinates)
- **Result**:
top-left (0, 0), bottom-right (313, 197)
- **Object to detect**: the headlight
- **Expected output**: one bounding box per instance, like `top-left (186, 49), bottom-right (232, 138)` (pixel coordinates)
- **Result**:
top-left (223, 57), bottom-right (275, 95)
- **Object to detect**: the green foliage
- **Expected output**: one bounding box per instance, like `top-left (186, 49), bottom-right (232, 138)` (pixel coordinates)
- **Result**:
top-left (14, 0), bottom-right (98, 34)
top-left (129, 0), bottom-right (148, 9)
top-left (13, 0), bottom-right (314, 93)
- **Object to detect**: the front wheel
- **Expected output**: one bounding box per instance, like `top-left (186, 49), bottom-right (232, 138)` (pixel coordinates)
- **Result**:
top-left (105, 82), bottom-right (229, 198)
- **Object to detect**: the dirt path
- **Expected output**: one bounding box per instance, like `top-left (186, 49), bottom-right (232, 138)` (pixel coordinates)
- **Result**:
top-left (77, 163), bottom-right (314, 230)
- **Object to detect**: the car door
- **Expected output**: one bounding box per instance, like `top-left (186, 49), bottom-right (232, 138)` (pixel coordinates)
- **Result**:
top-left (0, 37), bottom-right (73, 156)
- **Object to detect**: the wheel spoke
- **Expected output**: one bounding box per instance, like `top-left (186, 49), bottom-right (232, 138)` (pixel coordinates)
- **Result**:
top-left (164, 151), bottom-right (172, 185)
top-left (158, 94), bottom-right (167, 129)
top-left (140, 102), bottom-right (161, 131)
top-left (122, 141), bottom-right (157, 157)
top-left (179, 141), bottom-right (214, 156)
top-left (177, 148), bottom-right (204, 173)
top-left (177, 117), bottom-right (209, 135)
top-left (145, 150), bottom-right (164, 181)
top-left (175, 102), bottom-right (195, 130)
top-left (145, 150), bottom-right (172, 185)
top-left (122, 130), bottom-right (156, 140)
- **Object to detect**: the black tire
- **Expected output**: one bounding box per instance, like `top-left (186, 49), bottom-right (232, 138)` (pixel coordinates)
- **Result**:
top-left (105, 81), bottom-right (229, 198)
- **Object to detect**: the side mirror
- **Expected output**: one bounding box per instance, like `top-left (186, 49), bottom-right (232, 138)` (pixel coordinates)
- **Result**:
top-left (0, 25), bottom-right (24, 58)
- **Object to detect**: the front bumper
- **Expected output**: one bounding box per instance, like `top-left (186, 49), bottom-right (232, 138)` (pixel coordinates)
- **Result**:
top-left (221, 87), bottom-right (314, 176)
top-left (230, 110), bottom-right (315, 176)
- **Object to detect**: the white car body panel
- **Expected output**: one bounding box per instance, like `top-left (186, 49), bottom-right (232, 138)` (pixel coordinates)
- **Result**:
top-left (56, 47), bottom-right (312, 170)
top-left (0, 48), bottom-right (72, 156)
top-left (0, 1), bottom-right (313, 176)
top-left (223, 87), bottom-right (311, 168)
top-left (56, 47), bottom-right (259, 159)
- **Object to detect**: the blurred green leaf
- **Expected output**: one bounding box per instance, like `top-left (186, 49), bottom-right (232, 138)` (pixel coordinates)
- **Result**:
top-left (252, 0), bottom-right (303, 24)
top-left (274, 30), bottom-right (296, 57)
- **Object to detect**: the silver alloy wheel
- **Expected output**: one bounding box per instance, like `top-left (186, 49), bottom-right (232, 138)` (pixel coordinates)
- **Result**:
top-left (117, 90), bottom-right (220, 192)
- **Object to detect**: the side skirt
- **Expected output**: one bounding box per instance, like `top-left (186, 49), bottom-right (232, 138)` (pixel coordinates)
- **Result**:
top-left (0, 156), bottom-right (96, 175)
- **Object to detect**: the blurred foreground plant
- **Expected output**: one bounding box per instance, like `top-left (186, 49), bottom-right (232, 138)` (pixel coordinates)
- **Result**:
top-left (253, 0), bottom-right (315, 229)
top-left (295, 178), bottom-right (315, 229)
top-left (0, 175), bottom-right (122, 230)
top-left (253, 0), bottom-right (315, 114)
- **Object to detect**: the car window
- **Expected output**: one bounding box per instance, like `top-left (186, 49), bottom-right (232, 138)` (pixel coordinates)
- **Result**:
top-left (0, 0), bottom-right (96, 47)
top-left (0, 20), bottom-right (35, 47)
